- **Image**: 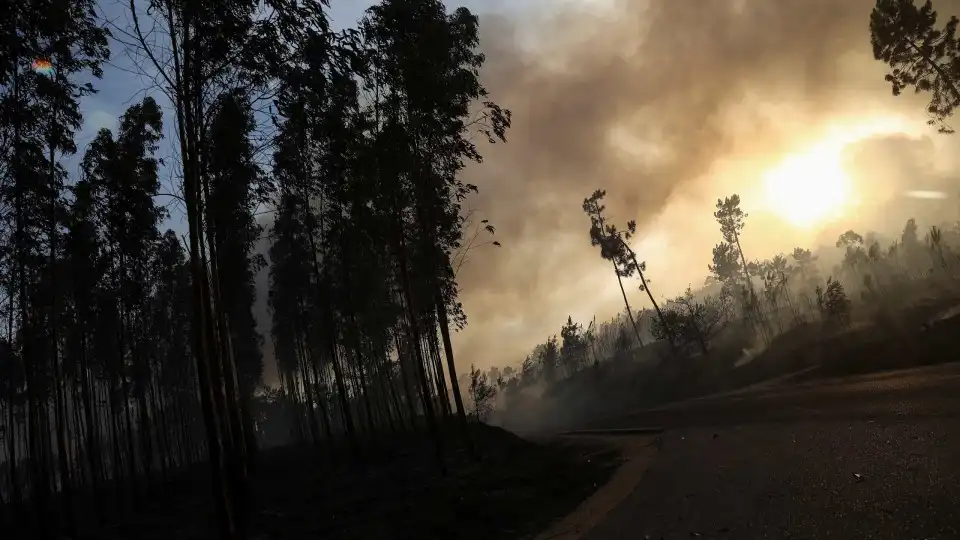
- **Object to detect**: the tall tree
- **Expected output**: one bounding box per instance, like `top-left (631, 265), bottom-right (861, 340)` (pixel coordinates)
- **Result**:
top-left (583, 189), bottom-right (673, 348)
top-left (361, 0), bottom-right (510, 461)
top-left (714, 194), bottom-right (768, 341)
top-left (125, 1), bottom-right (329, 535)
top-left (582, 190), bottom-right (644, 347)
top-left (206, 90), bottom-right (266, 461)
top-left (0, 0), bottom-right (109, 534)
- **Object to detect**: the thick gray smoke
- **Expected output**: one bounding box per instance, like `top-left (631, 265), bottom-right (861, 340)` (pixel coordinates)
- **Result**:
top-left (257, 0), bottom-right (960, 385)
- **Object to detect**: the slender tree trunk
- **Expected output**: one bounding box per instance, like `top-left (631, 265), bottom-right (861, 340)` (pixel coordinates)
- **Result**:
top-left (339, 230), bottom-right (378, 442)
top-left (300, 189), bottom-right (358, 452)
top-left (200, 165), bottom-right (250, 507)
top-left (734, 233), bottom-right (770, 344)
top-left (6, 268), bottom-right (21, 507)
top-left (383, 351), bottom-right (407, 432)
top-left (46, 116), bottom-right (75, 536)
top-left (354, 350), bottom-right (377, 439)
top-left (168, 8), bottom-right (235, 532)
top-left (394, 330), bottom-right (419, 426)
top-left (296, 339), bottom-right (321, 445)
top-left (435, 294), bottom-right (472, 451)
top-left (623, 244), bottom-right (676, 351)
top-left (612, 260), bottom-right (644, 347)
top-left (307, 347), bottom-right (333, 442)
top-left (77, 324), bottom-right (101, 494)
top-left (395, 226), bottom-right (446, 475)
top-left (426, 328), bottom-right (450, 419)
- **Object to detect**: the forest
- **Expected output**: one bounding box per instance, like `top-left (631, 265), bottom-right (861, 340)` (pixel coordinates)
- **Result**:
top-left (486, 194), bottom-right (960, 434)
top-left (0, 1), bottom-right (556, 538)
top-left (4, 0), bottom-right (960, 539)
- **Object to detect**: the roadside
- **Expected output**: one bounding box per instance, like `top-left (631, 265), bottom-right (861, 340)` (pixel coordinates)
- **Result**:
top-left (584, 419), bottom-right (960, 539)
top-left (535, 434), bottom-right (659, 540)
top-left (566, 363), bottom-right (960, 539)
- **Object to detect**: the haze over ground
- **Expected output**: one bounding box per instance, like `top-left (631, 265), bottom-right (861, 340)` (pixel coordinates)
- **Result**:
top-left (86, 0), bottom-right (960, 382)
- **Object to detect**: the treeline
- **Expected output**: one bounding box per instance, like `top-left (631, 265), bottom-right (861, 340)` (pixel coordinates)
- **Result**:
top-left (1, 0), bottom-right (508, 538)
top-left (489, 191), bottom-right (960, 400)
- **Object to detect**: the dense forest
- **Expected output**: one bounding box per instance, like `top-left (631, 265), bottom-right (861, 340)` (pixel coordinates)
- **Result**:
top-left (4, 0), bottom-right (960, 538)
top-left (0, 0), bottom-right (513, 538)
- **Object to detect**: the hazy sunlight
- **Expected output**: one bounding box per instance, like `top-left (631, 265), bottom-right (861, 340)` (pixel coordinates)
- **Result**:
top-left (762, 117), bottom-right (910, 228)
top-left (762, 140), bottom-right (851, 228)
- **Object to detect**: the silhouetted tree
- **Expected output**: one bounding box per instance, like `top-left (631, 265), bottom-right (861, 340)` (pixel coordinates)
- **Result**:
top-left (651, 288), bottom-right (733, 355)
top-left (582, 190), bottom-right (644, 348)
top-left (206, 91), bottom-right (266, 463)
top-left (871, 0), bottom-right (960, 132)
top-left (823, 277), bottom-right (852, 328)
top-left (714, 194), bottom-right (768, 342)
top-left (467, 365), bottom-right (497, 423)
top-left (560, 316), bottom-right (589, 375)
top-left (583, 189), bottom-right (675, 348)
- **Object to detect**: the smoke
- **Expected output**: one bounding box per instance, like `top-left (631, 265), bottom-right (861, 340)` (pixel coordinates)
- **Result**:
top-left (449, 0), bottom-right (960, 373)
top-left (256, 0), bottom-right (960, 385)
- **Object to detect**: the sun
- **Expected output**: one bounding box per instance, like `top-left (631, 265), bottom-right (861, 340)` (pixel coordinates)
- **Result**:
top-left (762, 140), bottom-right (852, 228)
top-left (760, 117), bottom-right (914, 228)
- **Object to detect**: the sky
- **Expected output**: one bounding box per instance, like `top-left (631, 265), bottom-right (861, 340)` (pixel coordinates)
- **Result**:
top-left (77, 0), bottom-right (960, 379)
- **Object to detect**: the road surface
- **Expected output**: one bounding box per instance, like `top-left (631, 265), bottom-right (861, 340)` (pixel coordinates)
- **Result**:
top-left (582, 362), bottom-right (960, 540)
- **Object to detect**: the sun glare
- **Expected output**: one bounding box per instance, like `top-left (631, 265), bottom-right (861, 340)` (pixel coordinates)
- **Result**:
top-left (762, 141), bottom-right (850, 228)
top-left (761, 117), bottom-right (913, 229)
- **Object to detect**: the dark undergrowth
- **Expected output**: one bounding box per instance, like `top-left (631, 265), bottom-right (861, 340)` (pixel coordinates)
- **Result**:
top-left (4, 423), bottom-right (619, 540)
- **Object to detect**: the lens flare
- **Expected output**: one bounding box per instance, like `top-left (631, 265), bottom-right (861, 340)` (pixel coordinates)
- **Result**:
top-left (31, 59), bottom-right (54, 76)
top-left (904, 190), bottom-right (949, 200)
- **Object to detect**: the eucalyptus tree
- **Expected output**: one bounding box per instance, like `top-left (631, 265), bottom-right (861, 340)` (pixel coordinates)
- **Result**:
top-left (266, 189), bottom-right (320, 445)
top-left (0, 0), bottom-right (109, 533)
top-left (205, 90), bottom-right (266, 459)
top-left (81, 98), bottom-right (167, 500)
top-left (149, 231), bottom-right (201, 473)
top-left (62, 178), bottom-right (107, 513)
top-left (360, 0), bottom-right (510, 459)
top-left (269, 28), bottom-right (360, 452)
top-left (124, 1), bottom-right (331, 534)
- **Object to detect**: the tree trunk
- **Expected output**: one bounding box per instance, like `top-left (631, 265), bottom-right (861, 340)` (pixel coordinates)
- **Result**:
top-left (199, 161), bottom-right (250, 507)
top-left (354, 350), bottom-right (378, 439)
top-left (434, 293), bottom-right (473, 453)
top-left (623, 244), bottom-right (675, 351)
top-left (394, 331), bottom-right (419, 427)
top-left (612, 260), bottom-right (644, 347)
top-left (294, 335), bottom-right (321, 445)
top-left (426, 328), bottom-right (450, 418)
top-left (301, 198), bottom-right (358, 453)
top-left (307, 348), bottom-right (334, 442)
top-left (171, 13), bottom-right (235, 534)
top-left (734, 233), bottom-right (770, 343)
top-left (5, 280), bottom-right (20, 508)
top-left (395, 227), bottom-right (446, 475)
top-left (380, 352), bottom-right (406, 432)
